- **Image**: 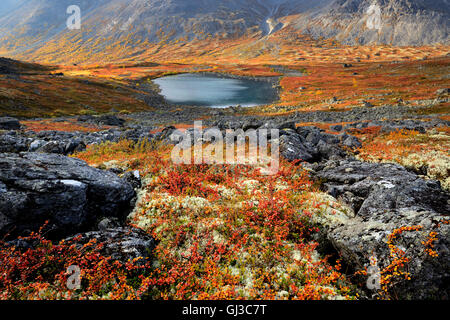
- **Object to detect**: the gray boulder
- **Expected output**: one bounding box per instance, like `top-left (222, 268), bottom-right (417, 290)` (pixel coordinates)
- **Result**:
top-left (317, 160), bottom-right (449, 216)
top-left (0, 117), bottom-right (21, 130)
top-left (0, 133), bottom-right (30, 153)
top-left (122, 170), bottom-right (142, 190)
top-left (95, 115), bottom-right (125, 126)
top-left (32, 138), bottom-right (86, 155)
top-left (315, 159), bottom-right (450, 299)
top-left (242, 119), bottom-right (263, 131)
top-left (330, 124), bottom-right (343, 132)
top-left (341, 135), bottom-right (362, 149)
top-left (0, 152), bottom-right (135, 239)
top-left (279, 133), bottom-right (315, 162)
top-left (279, 126), bottom-right (359, 163)
top-left (36, 140), bottom-right (66, 154)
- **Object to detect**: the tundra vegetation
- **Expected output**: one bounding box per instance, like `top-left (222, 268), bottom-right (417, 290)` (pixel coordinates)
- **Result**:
top-left (0, 2), bottom-right (449, 300)
top-left (1, 132), bottom-right (447, 299)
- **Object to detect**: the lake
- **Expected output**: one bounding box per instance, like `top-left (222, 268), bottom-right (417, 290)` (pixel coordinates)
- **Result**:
top-left (153, 73), bottom-right (278, 108)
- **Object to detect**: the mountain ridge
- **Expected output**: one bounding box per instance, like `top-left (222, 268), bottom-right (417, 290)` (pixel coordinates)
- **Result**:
top-left (293, 0), bottom-right (450, 46)
top-left (0, 0), bottom-right (448, 63)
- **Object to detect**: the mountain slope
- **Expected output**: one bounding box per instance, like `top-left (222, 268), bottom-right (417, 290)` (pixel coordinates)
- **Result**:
top-left (0, 0), bottom-right (448, 63)
top-left (0, 0), bottom-right (110, 54)
top-left (292, 0), bottom-right (450, 45)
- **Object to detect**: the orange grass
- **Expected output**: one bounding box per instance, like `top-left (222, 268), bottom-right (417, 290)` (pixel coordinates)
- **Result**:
top-left (22, 119), bottom-right (108, 133)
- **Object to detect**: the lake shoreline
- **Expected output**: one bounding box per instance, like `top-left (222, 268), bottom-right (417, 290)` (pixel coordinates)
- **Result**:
top-left (152, 72), bottom-right (280, 109)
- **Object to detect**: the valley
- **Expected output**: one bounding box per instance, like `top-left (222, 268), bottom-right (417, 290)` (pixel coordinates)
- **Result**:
top-left (0, 0), bottom-right (449, 302)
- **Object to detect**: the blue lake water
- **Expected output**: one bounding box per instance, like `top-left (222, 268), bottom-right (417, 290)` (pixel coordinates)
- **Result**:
top-left (153, 73), bottom-right (277, 108)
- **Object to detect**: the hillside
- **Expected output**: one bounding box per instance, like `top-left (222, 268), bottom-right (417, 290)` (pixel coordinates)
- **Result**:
top-left (0, 56), bottom-right (164, 118)
top-left (292, 0), bottom-right (450, 46)
top-left (0, 0), bottom-right (448, 64)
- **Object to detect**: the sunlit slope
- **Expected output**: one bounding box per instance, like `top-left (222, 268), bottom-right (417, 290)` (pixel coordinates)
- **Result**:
top-left (0, 0), bottom-right (448, 64)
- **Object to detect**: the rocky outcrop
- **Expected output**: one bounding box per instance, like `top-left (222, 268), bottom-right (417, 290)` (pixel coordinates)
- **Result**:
top-left (0, 117), bottom-right (21, 130)
top-left (209, 107), bottom-right (450, 129)
top-left (279, 126), bottom-right (360, 163)
top-left (273, 117), bottom-right (450, 299)
top-left (0, 126), bottom-right (156, 156)
top-left (313, 159), bottom-right (450, 299)
top-left (0, 107), bottom-right (447, 299)
top-left (279, 130), bottom-right (317, 162)
top-left (0, 152), bottom-right (135, 239)
top-left (0, 132), bottom-right (30, 153)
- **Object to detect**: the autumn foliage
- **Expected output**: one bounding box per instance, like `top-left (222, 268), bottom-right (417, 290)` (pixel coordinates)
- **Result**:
top-left (1, 136), bottom-right (446, 300)
top-left (0, 224), bottom-right (153, 300)
top-left (1, 141), bottom-right (357, 300)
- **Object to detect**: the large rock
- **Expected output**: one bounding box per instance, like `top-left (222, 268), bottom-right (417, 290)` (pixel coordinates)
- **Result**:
top-left (0, 133), bottom-right (30, 153)
top-left (0, 117), bottom-right (21, 130)
top-left (278, 126), bottom-right (359, 163)
top-left (315, 159), bottom-right (450, 299)
top-left (317, 160), bottom-right (449, 216)
top-left (0, 152), bottom-right (135, 239)
top-left (279, 132), bottom-right (316, 162)
top-left (95, 115), bottom-right (125, 126)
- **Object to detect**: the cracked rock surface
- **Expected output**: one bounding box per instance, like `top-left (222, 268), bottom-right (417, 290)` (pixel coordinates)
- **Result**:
top-left (0, 152), bottom-right (135, 239)
top-left (313, 159), bottom-right (450, 299)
